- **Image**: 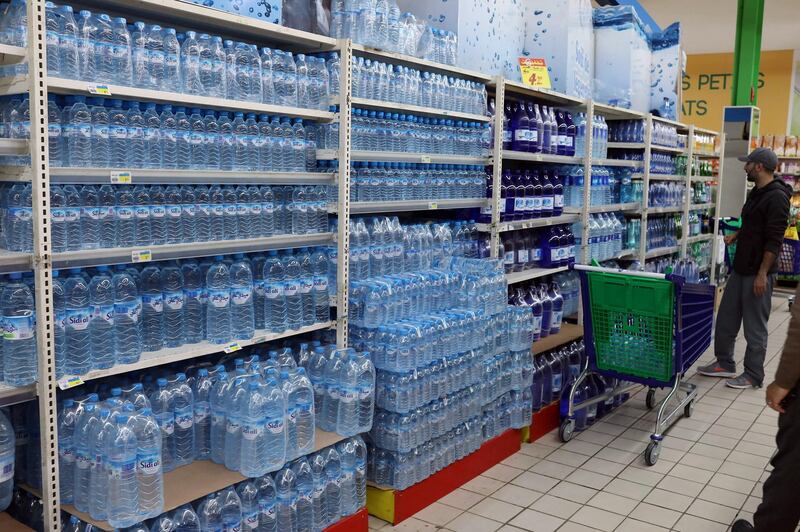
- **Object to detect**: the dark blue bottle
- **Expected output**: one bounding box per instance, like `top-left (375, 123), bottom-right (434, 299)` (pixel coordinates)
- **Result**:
top-left (511, 103), bottom-right (530, 152)
top-left (556, 110), bottom-right (568, 156)
top-left (565, 112), bottom-right (576, 156)
top-left (552, 169), bottom-right (564, 216)
top-left (528, 102), bottom-right (542, 153)
top-left (541, 169), bottom-right (554, 218)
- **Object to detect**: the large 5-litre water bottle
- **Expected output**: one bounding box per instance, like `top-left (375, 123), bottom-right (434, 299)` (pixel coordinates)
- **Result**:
top-left (238, 380), bottom-right (266, 478)
top-left (105, 413), bottom-right (138, 529)
top-left (73, 403), bottom-right (100, 513)
top-left (206, 256), bottom-right (232, 344)
top-left (112, 267), bottom-right (141, 364)
top-left (139, 265), bottom-right (163, 352)
top-left (62, 184), bottom-right (82, 251)
top-left (193, 368), bottom-right (212, 460)
top-left (64, 268), bottom-right (91, 376)
top-left (275, 466), bottom-right (297, 531)
top-left (324, 446), bottom-right (342, 523)
top-left (311, 248), bottom-right (330, 323)
top-left (132, 407), bottom-right (163, 520)
top-left (161, 262), bottom-right (185, 348)
top-left (150, 378), bottom-right (175, 474)
top-left (181, 260), bottom-right (204, 344)
top-left (80, 184), bottom-right (101, 250)
top-left (0, 410), bottom-right (14, 512)
top-left (283, 252), bottom-right (303, 329)
top-left (57, 399), bottom-right (77, 505)
top-left (89, 266), bottom-right (115, 369)
top-left (224, 376), bottom-right (248, 473)
top-left (170, 373), bottom-right (195, 467)
top-left (337, 439), bottom-right (358, 516)
top-left (263, 251), bottom-right (287, 333)
top-left (291, 368), bottom-right (315, 458)
top-left (230, 255), bottom-right (255, 340)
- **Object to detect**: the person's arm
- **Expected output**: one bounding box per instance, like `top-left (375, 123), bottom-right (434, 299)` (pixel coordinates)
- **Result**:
top-left (755, 193), bottom-right (790, 296)
top-left (768, 283), bottom-right (800, 412)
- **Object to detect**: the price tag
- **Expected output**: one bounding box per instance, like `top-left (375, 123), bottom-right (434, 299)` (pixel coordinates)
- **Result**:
top-left (87, 83), bottom-right (111, 96)
top-left (110, 171), bottom-right (132, 184)
top-left (428, 202), bottom-right (439, 210)
top-left (57, 375), bottom-right (84, 390)
top-left (223, 342), bottom-right (242, 354)
top-left (518, 58), bottom-right (552, 90)
top-left (131, 249), bottom-right (152, 263)
top-left (420, 156), bottom-right (432, 163)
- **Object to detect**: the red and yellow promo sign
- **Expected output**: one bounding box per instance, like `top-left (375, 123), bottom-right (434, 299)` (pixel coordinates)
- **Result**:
top-left (519, 58), bottom-right (552, 90)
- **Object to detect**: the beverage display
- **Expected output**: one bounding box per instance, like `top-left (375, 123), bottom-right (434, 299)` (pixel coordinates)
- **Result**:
top-left (503, 102), bottom-right (579, 157)
top-left (499, 225), bottom-right (576, 272)
top-left (351, 163), bottom-right (486, 202)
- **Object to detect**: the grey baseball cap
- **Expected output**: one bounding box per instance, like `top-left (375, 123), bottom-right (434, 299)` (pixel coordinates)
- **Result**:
top-left (738, 147), bottom-right (778, 171)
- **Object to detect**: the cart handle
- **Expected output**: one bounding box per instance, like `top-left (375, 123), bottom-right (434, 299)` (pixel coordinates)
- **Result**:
top-left (571, 263), bottom-right (676, 281)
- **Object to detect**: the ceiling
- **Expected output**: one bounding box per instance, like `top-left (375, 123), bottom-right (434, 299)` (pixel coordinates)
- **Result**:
top-left (637, 0), bottom-right (800, 54)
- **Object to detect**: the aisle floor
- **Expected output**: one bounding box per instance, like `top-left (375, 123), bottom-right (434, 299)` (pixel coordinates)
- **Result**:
top-left (369, 294), bottom-right (792, 532)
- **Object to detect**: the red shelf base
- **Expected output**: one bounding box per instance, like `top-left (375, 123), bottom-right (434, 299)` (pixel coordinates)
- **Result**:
top-left (325, 507), bottom-right (368, 532)
top-left (368, 429), bottom-right (522, 525)
top-left (527, 401), bottom-right (561, 443)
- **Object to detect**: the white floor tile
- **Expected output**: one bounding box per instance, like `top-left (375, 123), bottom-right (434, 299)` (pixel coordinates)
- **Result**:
top-left (511, 471), bottom-right (561, 493)
top-left (556, 521), bottom-right (600, 532)
top-left (568, 506), bottom-right (624, 532)
top-left (529, 460), bottom-right (577, 480)
top-left (642, 488), bottom-right (694, 512)
top-left (380, 517), bottom-right (440, 531)
top-left (438, 488), bottom-right (485, 510)
top-left (548, 482), bottom-right (598, 504)
top-left (413, 502), bottom-right (464, 527)
top-left (686, 498), bottom-right (739, 525)
top-left (446, 512), bottom-right (502, 532)
top-left (586, 491), bottom-right (638, 515)
top-left (502, 453), bottom-right (541, 470)
top-left (628, 502), bottom-right (682, 529)
top-left (698, 484), bottom-right (748, 509)
top-left (462, 475), bottom-right (506, 496)
top-left (483, 463), bottom-right (525, 483)
top-left (491, 484), bottom-right (544, 508)
top-left (546, 449), bottom-right (591, 468)
top-left (508, 509), bottom-right (564, 532)
top-left (656, 474), bottom-right (705, 498)
top-left (471, 497), bottom-right (525, 524)
top-left (614, 517), bottom-right (669, 532)
top-left (602, 478), bottom-right (650, 501)
top-left (530, 494), bottom-right (582, 520)
top-left (564, 469), bottom-right (613, 490)
top-left (708, 471), bottom-right (757, 495)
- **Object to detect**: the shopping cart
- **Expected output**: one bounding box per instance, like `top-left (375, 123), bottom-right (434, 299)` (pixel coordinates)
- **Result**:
top-left (559, 265), bottom-right (716, 466)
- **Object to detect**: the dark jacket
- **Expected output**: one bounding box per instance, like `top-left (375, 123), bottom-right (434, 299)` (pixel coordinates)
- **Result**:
top-left (733, 178), bottom-right (792, 275)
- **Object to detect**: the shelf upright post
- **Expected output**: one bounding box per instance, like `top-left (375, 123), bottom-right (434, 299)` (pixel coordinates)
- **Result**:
top-left (681, 126), bottom-right (696, 258)
top-left (26, 0), bottom-right (60, 529)
top-left (489, 76), bottom-right (505, 259)
top-left (639, 115), bottom-right (654, 261)
top-left (335, 39), bottom-right (353, 348)
top-left (711, 134), bottom-right (726, 284)
top-left (581, 100), bottom-right (594, 264)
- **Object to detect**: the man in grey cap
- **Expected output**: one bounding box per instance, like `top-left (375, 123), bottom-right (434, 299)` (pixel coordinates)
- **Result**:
top-left (698, 147), bottom-right (792, 388)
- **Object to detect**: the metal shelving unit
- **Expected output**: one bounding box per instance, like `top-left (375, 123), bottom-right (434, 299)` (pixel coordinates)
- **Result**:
top-left (351, 97), bottom-right (490, 122)
top-left (506, 266), bottom-right (570, 285)
top-left (349, 198), bottom-right (486, 215)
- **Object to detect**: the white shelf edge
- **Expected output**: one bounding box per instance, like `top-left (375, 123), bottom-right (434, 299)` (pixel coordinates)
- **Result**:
top-left (481, 214), bottom-right (581, 233)
top-left (351, 97), bottom-right (490, 122)
top-left (0, 251), bottom-right (32, 272)
top-left (0, 383), bottom-right (36, 406)
top-left (647, 206), bottom-right (684, 214)
top-left (319, 150), bottom-right (489, 165)
top-left (593, 158), bottom-right (642, 168)
top-left (689, 203), bottom-right (716, 210)
top-left (501, 150), bottom-right (583, 164)
top-left (351, 43), bottom-right (492, 82)
top-left (648, 174), bottom-right (686, 181)
top-left (686, 234), bottom-right (714, 244)
top-left (645, 246), bottom-right (680, 259)
top-left (592, 103), bottom-right (648, 120)
top-left (587, 203), bottom-right (641, 214)
top-left (499, 80), bottom-right (587, 107)
top-left (0, 138), bottom-right (28, 156)
top-left (506, 266), bottom-right (569, 284)
top-left (0, 44), bottom-right (26, 66)
top-left (348, 198), bottom-right (486, 214)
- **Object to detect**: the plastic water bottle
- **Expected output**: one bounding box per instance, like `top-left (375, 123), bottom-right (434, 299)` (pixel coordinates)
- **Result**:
top-left (127, 101), bottom-right (146, 167)
top-left (115, 185), bottom-right (135, 247)
top-left (112, 267), bottom-right (141, 365)
top-left (4, 183), bottom-right (32, 252)
top-left (297, 249), bottom-right (314, 327)
top-left (193, 368), bottom-right (212, 461)
top-left (51, 185), bottom-right (68, 252)
top-left (238, 380), bottom-right (266, 478)
top-left (88, 407), bottom-right (113, 521)
top-left (57, 399), bottom-right (77, 505)
top-left (224, 376), bottom-right (248, 473)
top-left (236, 480), bottom-right (259, 531)
top-left (230, 255), bottom-right (255, 340)
top-left (150, 378), bottom-right (175, 474)
top-left (275, 466), bottom-right (297, 532)
top-left (173, 504), bottom-right (201, 532)
top-left (162, 28), bottom-right (181, 93)
top-left (356, 355), bottom-right (375, 433)
top-left (88, 266), bottom-right (115, 370)
top-left (181, 260), bottom-right (204, 345)
top-left (105, 413), bottom-right (138, 529)
top-left (324, 447), bottom-right (342, 524)
top-left (337, 353), bottom-right (360, 436)
top-left (311, 248), bottom-right (330, 323)
top-left (262, 376), bottom-right (286, 474)
top-left (170, 373), bottom-right (195, 467)
top-left (160, 105), bottom-right (178, 169)
top-left (141, 265), bottom-right (165, 352)
top-left (0, 410), bottom-right (12, 513)
top-left (132, 407), bottom-right (163, 520)
top-left (161, 262), bottom-right (185, 348)
top-left (133, 185), bottom-right (152, 246)
top-left (64, 269), bottom-right (91, 376)
top-left (209, 369), bottom-right (229, 464)
top-left (337, 439), bottom-right (358, 516)
top-left (175, 107), bottom-right (192, 169)
top-left (263, 251), bottom-right (287, 333)
top-left (292, 457), bottom-right (314, 532)
top-left (95, 184), bottom-right (116, 249)
top-left (206, 256), bottom-right (232, 344)
top-left (62, 184), bottom-right (82, 251)
top-left (283, 252), bottom-right (303, 329)
top-left (73, 402), bottom-right (100, 513)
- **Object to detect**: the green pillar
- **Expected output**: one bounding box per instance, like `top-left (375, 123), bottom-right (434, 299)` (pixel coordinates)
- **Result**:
top-left (731, 0), bottom-right (764, 105)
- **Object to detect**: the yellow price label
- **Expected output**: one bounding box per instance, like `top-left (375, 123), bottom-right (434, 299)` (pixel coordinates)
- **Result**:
top-left (87, 83), bottom-right (112, 95)
top-left (224, 342), bottom-right (242, 354)
top-left (110, 171), bottom-right (132, 184)
top-left (57, 375), bottom-right (84, 390)
top-left (428, 202), bottom-right (439, 210)
top-left (131, 249), bottom-right (152, 263)
top-left (420, 156), bottom-right (432, 163)
top-left (518, 58), bottom-right (552, 90)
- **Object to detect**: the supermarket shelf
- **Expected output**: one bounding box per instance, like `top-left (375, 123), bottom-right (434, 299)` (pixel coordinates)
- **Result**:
top-left (690, 175), bottom-right (716, 182)
top-left (325, 508), bottom-right (368, 532)
top-left (647, 206), bottom-right (684, 214)
top-left (366, 429), bottom-right (521, 525)
top-left (476, 213), bottom-right (580, 233)
top-left (590, 202), bottom-right (641, 214)
top-left (0, 250), bottom-right (32, 273)
top-left (0, 44), bottom-right (26, 66)
top-left (351, 43), bottom-right (491, 82)
top-left (0, 383), bottom-right (36, 407)
top-left (506, 265), bottom-right (569, 285)
top-left (59, 0), bottom-right (336, 50)
top-left (645, 245), bottom-right (680, 259)
top-left (0, 138), bottom-right (27, 156)
top-left (351, 97), bottom-right (490, 122)
top-left (527, 400), bottom-right (561, 443)
top-left (349, 198), bottom-right (486, 214)
top-left (499, 80), bottom-right (586, 107)
top-left (317, 149), bottom-right (489, 165)
top-left (607, 142), bottom-right (646, 150)
top-left (52, 232), bottom-right (333, 269)
top-left (0, 166), bottom-right (335, 184)
top-left (532, 322), bottom-right (583, 355)
top-left (501, 150), bottom-right (583, 164)
top-left (26, 428), bottom-right (346, 531)
top-left (592, 103), bottom-right (647, 120)
top-left (686, 233), bottom-right (714, 244)
top-left (72, 320), bottom-right (335, 384)
top-left (779, 156), bottom-right (800, 161)
top-left (0, 513), bottom-right (33, 532)
top-left (46, 77), bottom-right (335, 122)
top-left (648, 174), bottom-right (686, 181)
top-left (690, 202), bottom-right (716, 210)
top-left (651, 115), bottom-right (688, 129)
top-left (593, 158), bottom-right (642, 168)
top-left (0, 75), bottom-right (28, 96)
top-left (614, 248), bottom-right (638, 259)
top-left (651, 144), bottom-right (687, 154)
top-left (695, 152), bottom-right (721, 158)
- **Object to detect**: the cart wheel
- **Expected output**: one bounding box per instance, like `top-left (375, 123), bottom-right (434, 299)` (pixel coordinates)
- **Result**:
top-left (645, 441), bottom-right (661, 466)
top-left (646, 389), bottom-right (656, 410)
top-left (684, 399), bottom-right (695, 418)
top-left (559, 418), bottom-right (576, 443)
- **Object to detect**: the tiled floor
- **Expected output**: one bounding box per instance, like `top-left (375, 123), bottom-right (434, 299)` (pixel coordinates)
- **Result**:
top-left (369, 294), bottom-right (793, 532)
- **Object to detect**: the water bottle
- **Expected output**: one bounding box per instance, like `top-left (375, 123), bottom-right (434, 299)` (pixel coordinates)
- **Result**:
top-left (170, 373), bottom-right (195, 467)
top-left (264, 251), bottom-right (287, 333)
top-left (237, 480), bottom-right (260, 531)
top-left (162, 28), bottom-right (180, 92)
top-left (298, 248), bottom-right (314, 327)
top-left (4, 183), bottom-right (32, 252)
top-left (88, 266), bottom-right (115, 370)
top-left (160, 105), bottom-right (178, 169)
top-left (62, 184), bottom-right (82, 251)
top-left (109, 17), bottom-right (132, 86)
top-left (191, 368), bottom-right (212, 461)
top-left (206, 256), bottom-right (232, 344)
top-left (112, 267), bottom-right (142, 364)
top-left (230, 255), bottom-right (255, 340)
top-left (210, 370), bottom-right (229, 465)
top-left (63, 269), bottom-right (91, 376)
top-left (127, 101), bottom-right (146, 167)
top-left (47, 95), bottom-right (63, 167)
top-left (324, 447), bottom-right (342, 524)
top-left (290, 368), bottom-right (315, 458)
top-left (292, 457), bottom-right (314, 532)
top-left (275, 466), bottom-right (297, 532)
top-left (221, 486), bottom-right (243, 532)
top-left (150, 378), bottom-right (175, 474)
top-left (140, 265), bottom-right (165, 352)
top-left (133, 407), bottom-right (163, 520)
top-left (311, 248), bottom-right (330, 324)
top-left (51, 185), bottom-right (68, 252)
top-left (115, 185), bottom-right (135, 247)
top-left (57, 399), bottom-right (76, 505)
top-left (172, 504), bottom-right (201, 532)
top-left (107, 99), bottom-right (128, 168)
top-left (105, 413), bottom-right (138, 529)
top-left (132, 184), bottom-right (152, 246)
top-left (198, 493), bottom-right (224, 531)
top-left (165, 184), bottom-right (183, 244)
top-left (356, 354), bottom-right (375, 433)
top-left (76, 406), bottom-right (102, 516)
top-left (337, 439), bottom-right (358, 516)
top-left (181, 260), bottom-right (204, 345)
top-left (161, 262), bottom-right (185, 348)
top-left (255, 473), bottom-right (278, 532)
top-left (224, 376), bottom-right (248, 473)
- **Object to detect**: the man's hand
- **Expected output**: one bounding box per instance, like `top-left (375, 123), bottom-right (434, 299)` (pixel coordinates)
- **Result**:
top-left (766, 382), bottom-right (791, 413)
top-left (754, 272), bottom-right (768, 297)
top-left (724, 232), bottom-right (738, 246)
